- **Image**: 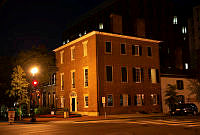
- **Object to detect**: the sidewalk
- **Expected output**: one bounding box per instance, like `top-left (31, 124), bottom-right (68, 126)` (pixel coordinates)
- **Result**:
top-left (0, 113), bottom-right (165, 125)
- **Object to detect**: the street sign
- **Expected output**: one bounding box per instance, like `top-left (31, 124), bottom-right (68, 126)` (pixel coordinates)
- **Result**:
top-left (102, 97), bottom-right (105, 104)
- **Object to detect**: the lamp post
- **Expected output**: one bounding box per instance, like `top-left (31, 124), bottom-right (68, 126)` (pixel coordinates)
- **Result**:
top-left (30, 67), bottom-right (38, 122)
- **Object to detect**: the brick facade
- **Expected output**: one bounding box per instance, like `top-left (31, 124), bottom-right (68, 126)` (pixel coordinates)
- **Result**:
top-left (54, 31), bottom-right (162, 116)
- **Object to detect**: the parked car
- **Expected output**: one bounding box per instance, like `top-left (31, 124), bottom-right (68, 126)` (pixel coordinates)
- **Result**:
top-left (170, 103), bottom-right (198, 116)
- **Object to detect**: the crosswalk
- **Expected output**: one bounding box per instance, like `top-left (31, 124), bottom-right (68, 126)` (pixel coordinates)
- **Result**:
top-left (73, 119), bottom-right (200, 127)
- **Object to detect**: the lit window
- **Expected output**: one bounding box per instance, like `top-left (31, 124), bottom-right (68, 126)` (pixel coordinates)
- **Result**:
top-left (48, 93), bottom-right (51, 106)
top-left (79, 33), bottom-right (82, 37)
top-left (105, 41), bottom-right (112, 53)
top-left (135, 94), bottom-right (144, 106)
top-left (82, 40), bottom-right (88, 57)
top-left (132, 45), bottom-right (142, 56)
top-left (71, 46), bottom-right (75, 60)
top-left (63, 41), bottom-right (65, 45)
top-left (106, 66), bottom-right (112, 82)
top-left (150, 68), bottom-right (160, 83)
top-left (53, 92), bottom-right (56, 106)
top-left (60, 96), bottom-right (64, 108)
top-left (99, 23), bottom-right (103, 30)
top-left (185, 63), bottom-right (189, 69)
top-left (60, 50), bottom-right (64, 64)
top-left (84, 68), bottom-right (88, 87)
top-left (121, 44), bottom-right (126, 54)
top-left (107, 95), bottom-right (113, 106)
top-left (182, 26), bottom-right (187, 34)
top-left (60, 73), bottom-right (64, 91)
top-left (84, 30), bottom-right (87, 35)
top-left (67, 39), bottom-right (69, 43)
top-left (173, 16), bottom-right (178, 24)
top-left (133, 68), bottom-right (144, 83)
top-left (84, 95), bottom-right (88, 107)
top-left (121, 67), bottom-right (128, 82)
top-left (151, 94), bottom-right (158, 105)
top-left (52, 73), bottom-right (56, 85)
top-left (71, 71), bottom-right (75, 88)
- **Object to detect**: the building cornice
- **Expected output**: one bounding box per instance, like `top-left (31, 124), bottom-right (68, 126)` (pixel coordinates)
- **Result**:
top-left (53, 31), bottom-right (162, 52)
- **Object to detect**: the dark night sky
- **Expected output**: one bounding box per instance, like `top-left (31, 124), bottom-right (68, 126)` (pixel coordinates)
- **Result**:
top-left (0, 0), bottom-right (106, 56)
top-left (0, 0), bottom-right (199, 56)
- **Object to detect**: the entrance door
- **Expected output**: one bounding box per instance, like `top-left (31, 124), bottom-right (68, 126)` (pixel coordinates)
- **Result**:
top-left (72, 98), bottom-right (75, 112)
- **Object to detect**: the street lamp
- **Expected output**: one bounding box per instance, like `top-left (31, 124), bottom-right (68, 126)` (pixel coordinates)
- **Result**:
top-left (30, 67), bottom-right (39, 122)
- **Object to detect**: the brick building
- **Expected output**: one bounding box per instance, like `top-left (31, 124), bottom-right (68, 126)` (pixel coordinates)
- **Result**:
top-left (54, 31), bottom-right (161, 116)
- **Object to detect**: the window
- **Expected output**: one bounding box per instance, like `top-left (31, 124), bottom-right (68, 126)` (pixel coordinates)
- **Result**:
top-left (128, 95), bottom-right (131, 106)
top-left (135, 94), bottom-right (144, 106)
top-left (150, 68), bottom-right (159, 83)
top-left (84, 30), bottom-right (87, 35)
top-left (84, 95), bottom-right (88, 108)
top-left (79, 33), bottom-right (82, 37)
top-left (121, 67), bottom-right (128, 82)
top-left (71, 46), bottom-right (75, 60)
top-left (176, 80), bottom-right (184, 90)
top-left (84, 68), bottom-right (88, 87)
top-left (121, 44), bottom-right (126, 54)
top-left (48, 93), bottom-right (51, 106)
top-left (52, 73), bottom-right (56, 85)
top-left (67, 39), bottom-right (69, 43)
top-left (60, 73), bottom-right (64, 91)
top-left (120, 95), bottom-right (123, 106)
top-left (132, 45), bottom-right (142, 56)
top-left (173, 16), bottom-right (178, 24)
top-left (176, 95), bottom-right (184, 104)
top-left (99, 23), bottom-right (104, 30)
top-left (133, 68), bottom-right (144, 83)
top-left (82, 41), bottom-right (88, 57)
top-left (61, 96), bottom-right (64, 108)
top-left (182, 26), bottom-right (187, 34)
top-left (105, 41), bottom-right (112, 53)
top-left (71, 71), bottom-right (75, 88)
top-left (147, 47), bottom-right (152, 56)
top-left (151, 94), bottom-right (157, 105)
top-left (53, 92), bottom-right (56, 106)
top-left (63, 41), bottom-right (65, 45)
top-left (106, 66), bottom-right (112, 82)
top-left (60, 50), bottom-right (64, 64)
top-left (185, 63), bottom-right (189, 70)
top-left (123, 94), bottom-right (128, 106)
top-left (43, 92), bottom-right (46, 107)
top-left (107, 95), bottom-right (113, 106)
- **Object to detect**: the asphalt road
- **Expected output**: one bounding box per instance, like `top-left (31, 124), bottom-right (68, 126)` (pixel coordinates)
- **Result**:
top-left (1, 117), bottom-right (200, 135)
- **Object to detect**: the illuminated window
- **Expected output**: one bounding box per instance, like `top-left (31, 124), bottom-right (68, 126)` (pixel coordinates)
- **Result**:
top-left (185, 63), bottom-right (189, 69)
top-left (182, 26), bottom-right (187, 34)
top-left (99, 23), bottom-right (103, 30)
top-left (121, 67), bottom-right (128, 82)
top-left (63, 41), bottom-right (65, 45)
top-left (133, 68), bottom-right (144, 83)
top-left (173, 16), bottom-right (178, 24)
top-left (149, 68), bottom-right (160, 83)
top-left (84, 68), bottom-right (88, 87)
top-left (84, 95), bottom-right (88, 107)
top-left (67, 39), bottom-right (69, 43)
top-left (120, 94), bottom-right (130, 106)
top-left (121, 44), bottom-right (126, 54)
top-left (71, 46), bottom-right (75, 60)
top-left (151, 94), bottom-right (158, 105)
top-left (52, 73), bottom-right (56, 85)
top-left (60, 50), bottom-right (64, 64)
top-left (79, 33), bottom-right (82, 37)
top-left (107, 95), bottom-right (113, 106)
top-left (48, 93), bottom-right (51, 106)
top-left (106, 66), bottom-right (112, 82)
top-left (60, 73), bottom-right (64, 91)
top-left (132, 45), bottom-right (142, 56)
top-left (135, 94), bottom-right (144, 106)
top-left (105, 41), bottom-right (112, 53)
top-left (61, 96), bottom-right (64, 108)
top-left (82, 40), bottom-right (88, 57)
top-left (71, 70), bottom-right (75, 88)
top-left (53, 92), bottom-right (56, 106)
top-left (84, 30), bottom-right (87, 35)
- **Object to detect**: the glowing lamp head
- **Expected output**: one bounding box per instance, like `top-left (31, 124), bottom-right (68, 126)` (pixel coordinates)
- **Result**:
top-left (31, 67), bottom-right (38, 76)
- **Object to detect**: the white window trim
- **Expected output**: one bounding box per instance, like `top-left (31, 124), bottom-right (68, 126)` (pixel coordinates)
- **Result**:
top-left (105, 65), bottom-right (113, 82)
top-left (82, 40), bottom-right (88, 57)
top-left (137, 94), bottom-right (144, 106)
top-left (60, 73), bottom-right (64, 91)
top-left (121, 66), bottom-right (128, 83)
top-left (120, 43), bottom-right (127, 55)
top-left (60, 50), bottom-right (64, 64)
top-left (71, 46), bottom-right (75, 61)
top-left (83, 66), bottom-right (89, 88)
top-left (84, 94), bottom-right (89, 108)
top-left (105, 41), bottom-right (112, 54)
top-left (71, 70), bottom-right (76, 89)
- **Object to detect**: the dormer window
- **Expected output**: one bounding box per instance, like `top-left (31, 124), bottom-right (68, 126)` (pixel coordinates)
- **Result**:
top-left (99, 23), bottom-right (104, 30)
top-left (173, 16), bottom-right (178, 24)
top-left (182, 26), bottom-right (187, 34)
top-left (79, 33), bottom-right (82, 37)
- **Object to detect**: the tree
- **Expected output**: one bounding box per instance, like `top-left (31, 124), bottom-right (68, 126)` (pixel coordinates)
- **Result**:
top-left (8, 65), bottom-right (29, 120)
top-left (188, 78), bottom-right (200, 102)
top-left (165, 84), bottom-right (177, 110)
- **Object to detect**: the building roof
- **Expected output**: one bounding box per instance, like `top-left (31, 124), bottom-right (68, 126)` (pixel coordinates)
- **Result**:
top-left (54, 31), bottom-right (162, 52)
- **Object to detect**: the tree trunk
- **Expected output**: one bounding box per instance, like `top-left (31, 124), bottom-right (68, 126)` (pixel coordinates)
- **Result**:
top-left (19, 104), bottom-right (22, 120)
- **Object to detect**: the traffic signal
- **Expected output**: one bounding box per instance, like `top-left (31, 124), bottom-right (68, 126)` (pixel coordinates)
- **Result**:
top-left (32, 80), bottom-right (38, 87)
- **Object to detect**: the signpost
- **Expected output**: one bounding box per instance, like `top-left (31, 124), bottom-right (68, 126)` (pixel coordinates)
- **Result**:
top-left (102, 97), bottom-right (106, 118)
